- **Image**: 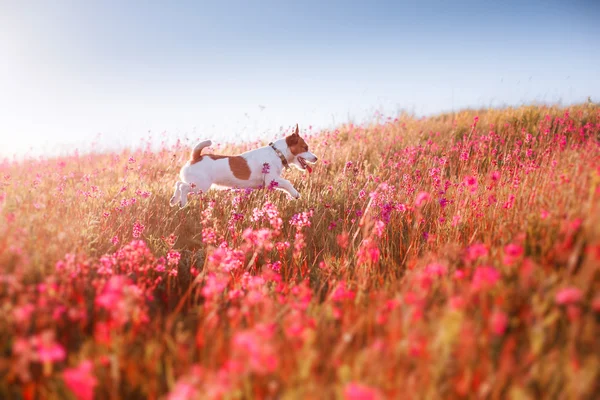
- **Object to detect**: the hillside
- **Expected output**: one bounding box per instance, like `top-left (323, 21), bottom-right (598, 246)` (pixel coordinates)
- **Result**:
top-left (1, 104), bottom-right (599, 399)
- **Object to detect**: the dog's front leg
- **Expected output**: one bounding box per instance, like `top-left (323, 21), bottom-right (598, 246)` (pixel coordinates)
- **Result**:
top-left (272, 178), bottom-right (300, 199)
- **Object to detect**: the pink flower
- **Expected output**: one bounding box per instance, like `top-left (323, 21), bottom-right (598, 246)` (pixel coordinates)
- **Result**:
top-left (424, 263), bottom-right (447, 277)
top-left (471, 266), bottom-right (501, 292)
top-left (344, 383), bottom-right (382, 400)
top-left (232, 324), bottom-right (278, 375)
top-left (448, 296), bottom-right (466, 311)
top-left (167, 250), bottom-right (181, 266)
top-left (415, 191), bottom-right (431, 208)
top-left (454, 269), bottom-right (466, 280)
top-left (503, 243), bottom-right (523, 265)
top-left (490, 310), bottom-right (508, 335)
top-left (540, 209), bottom-right (550, 219)
top-left (63, 360), bottom-right (97, 400)
top-left (13, 304), bottom-right (35, 324)
top-left (132, 221), bottom-right (145, 238)
top-left (111, 236), bottom-right (119, 245)
top-left (466, 243), bottom-right (488, 262)
top-left (331, 282), bottom-right (356, 302)
top-left (464, 175), bottom-right (478, 192)
top-left (168, 381), bottom-right (197, 400)
top-left (357, 238), bottom-right (380, 265)
top-left (37, 342), bottom-right (66, 363)
top-left (555, 287), bottom-right (583, 305)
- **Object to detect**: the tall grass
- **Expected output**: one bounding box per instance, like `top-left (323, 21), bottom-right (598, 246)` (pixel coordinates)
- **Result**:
top-left (1, 104), bottom-right (599, 399)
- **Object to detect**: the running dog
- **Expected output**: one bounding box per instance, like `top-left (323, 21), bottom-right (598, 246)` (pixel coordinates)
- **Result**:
top-left (170, 124), bottom-right (318, 207)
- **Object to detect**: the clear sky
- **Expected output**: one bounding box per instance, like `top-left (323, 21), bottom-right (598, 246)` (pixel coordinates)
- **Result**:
top-left (1, 0), bottom-right (598, 158)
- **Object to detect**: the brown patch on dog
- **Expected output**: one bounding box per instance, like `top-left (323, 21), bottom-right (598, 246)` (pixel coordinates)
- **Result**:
top-left (191, 154), bottom-right (202, 165)
top-left (190, 153), bottom-right (228, 165)
top-left (228, 156), bottom-right (251, 180)
top-left (191, 153), bottom-right (251, 180)
top-left (190, 151), bottom-right (204, 165)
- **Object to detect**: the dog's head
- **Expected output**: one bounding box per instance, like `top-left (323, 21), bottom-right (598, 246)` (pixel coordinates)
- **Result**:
top-left (285, 124), bottom-right (318, 172)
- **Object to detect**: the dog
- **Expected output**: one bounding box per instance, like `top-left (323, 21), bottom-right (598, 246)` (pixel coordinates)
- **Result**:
top-left (170, 124), bottom-right (318, 207)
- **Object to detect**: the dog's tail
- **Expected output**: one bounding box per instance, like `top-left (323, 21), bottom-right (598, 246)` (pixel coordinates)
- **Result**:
top-left (190, 140), bottom-right (213, 164)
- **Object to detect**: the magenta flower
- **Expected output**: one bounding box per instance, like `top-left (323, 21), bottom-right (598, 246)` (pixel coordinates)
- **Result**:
top-left (503, 243), bottom-right (524, 265)
top-left (466, 243), bottom-right (488, 262)
top-left (490, 310), bottom-right (508, 335)
top-left (132, 221), bottom-right (145, 238)
top-left (344, 383), bottom-right (382, 400)
top-left (471, 266), bottom-right (501, 292)
top-left (415, 191), bottom-right (431, 208)
top-left (63, 360), bottom-right (98, 400)
top-left (555, 287), bottom-right (583, 305)
top-left (37, 342), bottom-right (66, 363)
top-left (167, 250), bottom-right (181, 266)
top-left (424, 263), bottom-right (447, 277)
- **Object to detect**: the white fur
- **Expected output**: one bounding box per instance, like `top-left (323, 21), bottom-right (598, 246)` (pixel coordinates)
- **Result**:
top-left (170, 137), bottom-right (318, 207)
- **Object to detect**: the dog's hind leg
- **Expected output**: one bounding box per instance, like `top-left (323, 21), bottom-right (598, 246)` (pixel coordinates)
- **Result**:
top-left (170, 181), bottom-right (184, 207)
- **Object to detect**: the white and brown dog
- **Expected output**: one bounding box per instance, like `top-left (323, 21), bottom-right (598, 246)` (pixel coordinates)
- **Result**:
top-left (170, 124), bottom-right (318, 207)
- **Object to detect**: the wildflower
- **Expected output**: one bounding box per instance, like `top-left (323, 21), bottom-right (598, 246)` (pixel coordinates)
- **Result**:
top-left (471, 266), bottom-right (501, 292)
top-left (331, 282), bottom-right (356, 302)
top-left (503, 243), bottom-right (523, 265)
top-left (452, 214), bottom-right (462, 227)
top-left (357, 238), bottom-right (380, 265)
top-left (448, 296), bottom-right (466, 311)
top-left (466, 243), bottom-right (488, 262)
top-left (464, 175), bottom-right (478, 192)
top-left (63, 360), bottom-right (98, 400)
top-left (344, 383), bottom-right (382, 400)
top-left (454, 269), bottom-right (466, 280)
top-left (232, 324), bottom-right (278, 375)
top-left (132, 221), bottom-right (145, 238)
top-left (490, 310), bottom-right (508, 335)
top-left (167, 250), bottom-right (181, 266)
top-left (95, 276), bottom-right (127, 310)
top-left (555, 287), bottom-right (583, 305)
top-left (111, 236), bottom-right (119, 245)
top-left (33, 331), bottom-right (66, 363)
top-left (424, 263), bottom-right (447, 277)
top-left (13, 304), bottom-right (35, 324)
top-left (337, 233), bottom-right (350, 249)
top-left (168, 381), bottom-right (198, 400)
top-left (261, 162), bottom-right (270, 174)
top-left (415, 191), bottom-right (430, 208)
top-left (270, 261), bottom-right (282, 273)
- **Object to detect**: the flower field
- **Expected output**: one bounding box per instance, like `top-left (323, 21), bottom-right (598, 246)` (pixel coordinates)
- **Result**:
top-left (1, 104), bottom-right (599, 399)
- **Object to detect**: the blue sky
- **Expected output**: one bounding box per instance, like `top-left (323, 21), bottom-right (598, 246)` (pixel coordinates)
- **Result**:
top-left (1, 0), bottom-right (598, 158)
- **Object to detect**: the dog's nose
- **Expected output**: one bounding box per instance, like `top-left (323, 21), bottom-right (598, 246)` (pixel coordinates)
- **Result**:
top-left (313, 156), bottom-right (318, 162)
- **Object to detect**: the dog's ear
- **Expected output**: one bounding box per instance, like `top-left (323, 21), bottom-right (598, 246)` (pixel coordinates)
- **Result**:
top-left (286, 126), bottom-right (299, 146)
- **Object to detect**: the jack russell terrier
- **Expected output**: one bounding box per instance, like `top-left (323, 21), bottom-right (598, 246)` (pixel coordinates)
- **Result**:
top-left (170, 124), bottom-right (318, 207)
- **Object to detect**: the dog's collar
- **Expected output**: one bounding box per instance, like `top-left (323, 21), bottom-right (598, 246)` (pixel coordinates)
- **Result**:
top-left (269, 142), bottom-right (290, 170)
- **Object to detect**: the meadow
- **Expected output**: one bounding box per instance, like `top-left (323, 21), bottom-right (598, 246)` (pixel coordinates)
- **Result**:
top-left (0, 104), bottom-right (599, 399)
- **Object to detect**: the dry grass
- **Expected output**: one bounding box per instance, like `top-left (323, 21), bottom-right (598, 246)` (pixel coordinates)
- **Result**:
top-left (1, 104), bottom-right (599, 399)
